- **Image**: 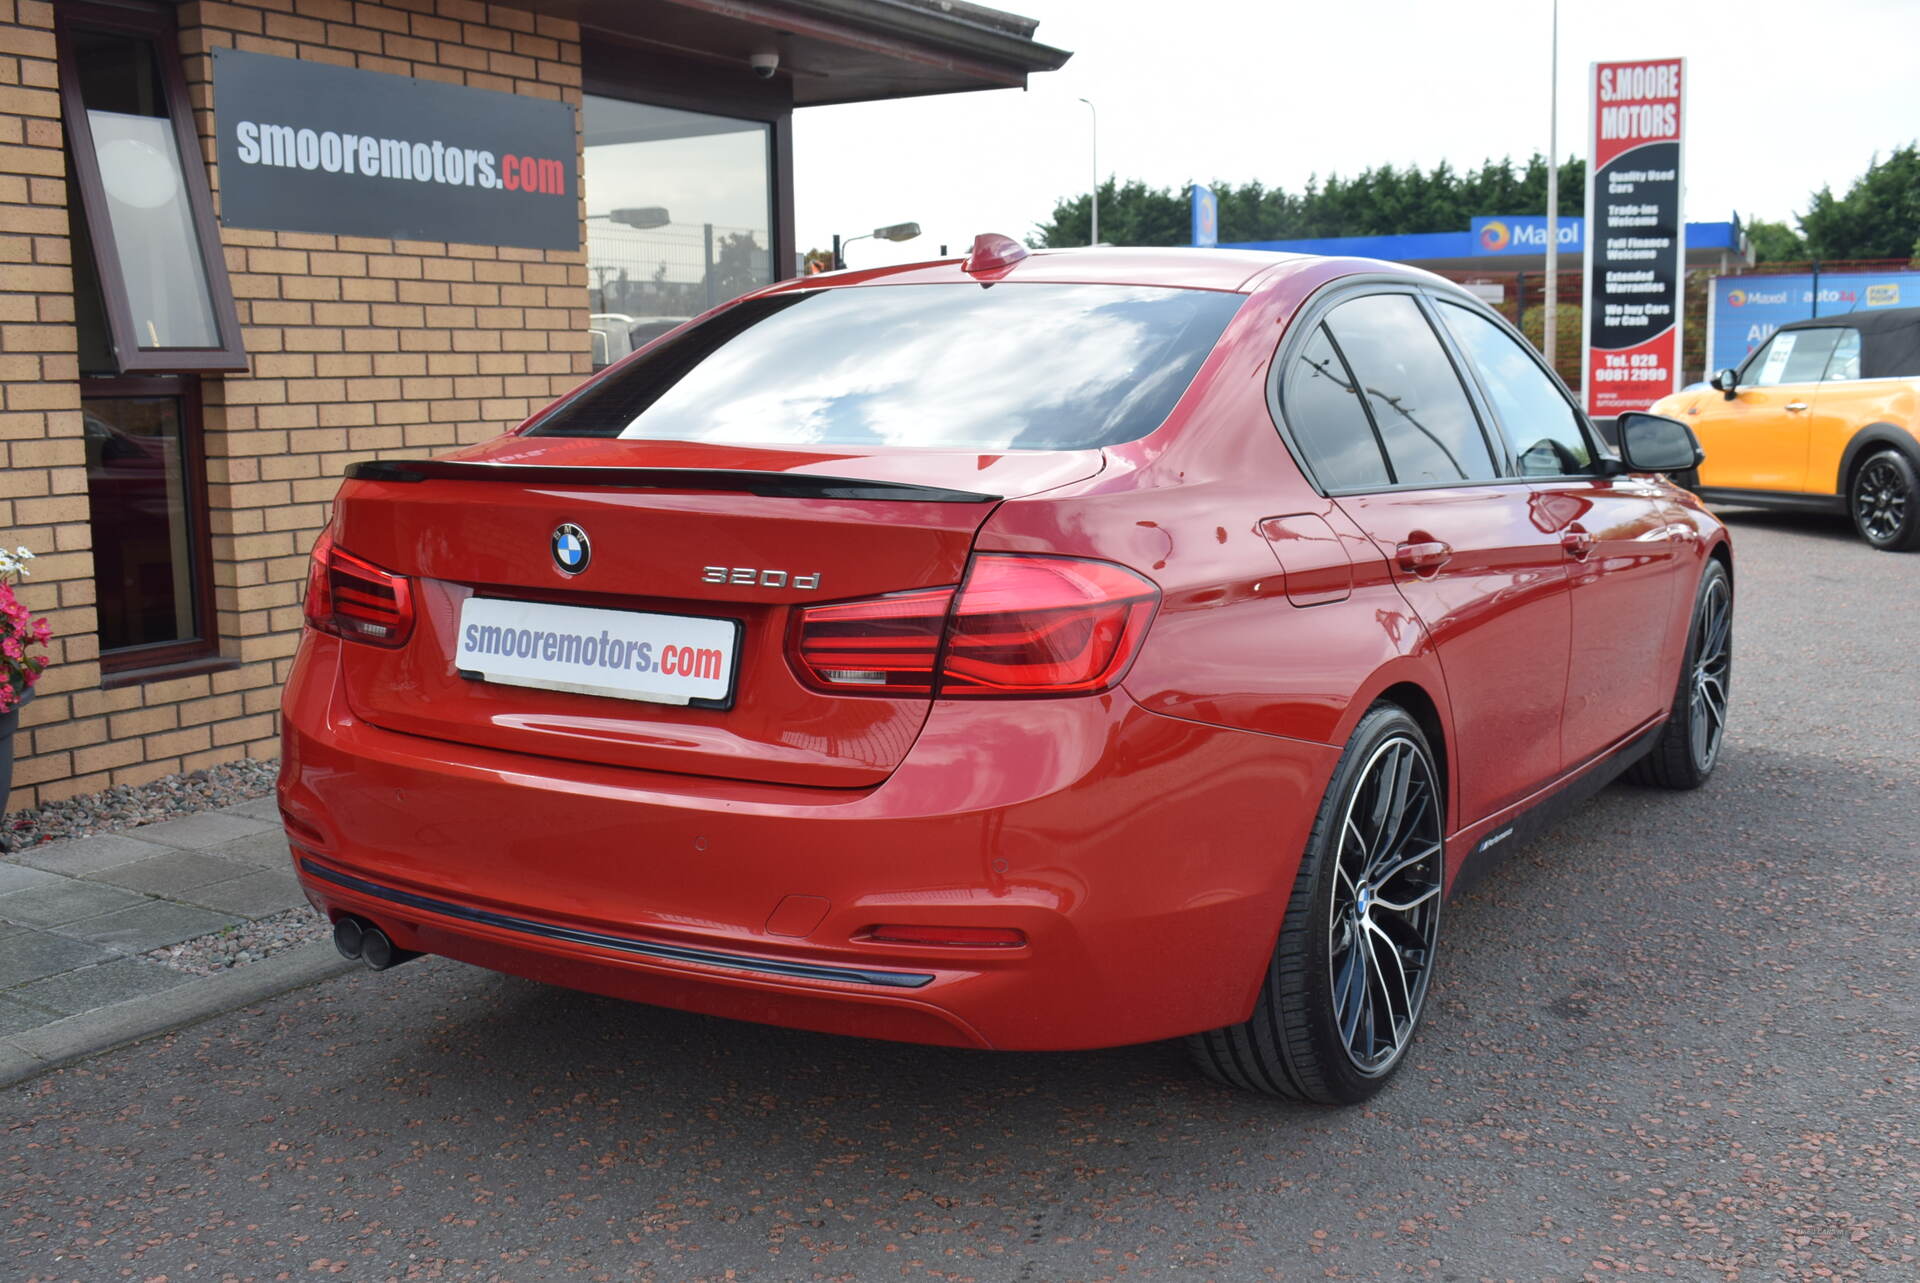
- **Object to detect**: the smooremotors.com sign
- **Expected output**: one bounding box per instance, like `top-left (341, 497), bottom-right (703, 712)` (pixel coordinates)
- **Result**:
top-left (214, 49), bottom-right (578, 252)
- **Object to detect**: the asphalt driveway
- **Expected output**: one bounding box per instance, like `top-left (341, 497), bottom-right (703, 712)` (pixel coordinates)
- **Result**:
top-left (3, 507), bottom-right (1915, 1282)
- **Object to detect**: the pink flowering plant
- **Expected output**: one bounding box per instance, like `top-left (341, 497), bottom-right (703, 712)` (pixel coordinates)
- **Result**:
top-left (0, 546), bottom-right (52, 716)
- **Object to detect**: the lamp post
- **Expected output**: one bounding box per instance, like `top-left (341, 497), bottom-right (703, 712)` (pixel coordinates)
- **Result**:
top-left (1543, 0), bottom-right (1559, 370)
top-left (1079, 96), bottom-right (1098, 246)
top-left (586, 207), bottom-right (671, 230)
top-left (835, 220), bottom-right (922, 269)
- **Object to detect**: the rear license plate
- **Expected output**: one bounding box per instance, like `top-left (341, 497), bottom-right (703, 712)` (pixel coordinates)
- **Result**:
top-left (455, 597), bottom-right (741, 708)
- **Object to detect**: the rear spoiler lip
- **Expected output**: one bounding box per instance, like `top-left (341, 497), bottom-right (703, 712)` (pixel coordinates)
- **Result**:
top-left (344, 459), bottom-right (1002, 504)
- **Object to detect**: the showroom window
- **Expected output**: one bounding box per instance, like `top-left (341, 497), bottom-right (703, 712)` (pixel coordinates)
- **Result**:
top-left (79, 382), bottom-right (217, 673)
top-left (56, 2), bottom-right (246, 373)
top-left (57, 3), bottom-right (226, 675)
top-left (583, 95), bottom-right (775, 369)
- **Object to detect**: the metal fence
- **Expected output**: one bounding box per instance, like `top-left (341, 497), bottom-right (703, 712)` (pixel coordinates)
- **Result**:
top-left (586, 221), bottom-right (772, 319)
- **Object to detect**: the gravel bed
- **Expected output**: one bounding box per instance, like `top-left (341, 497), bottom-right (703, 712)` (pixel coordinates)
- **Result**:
top-left (145, 906), bottom-right (331, 976)
top-left (2, 757), bottom-right (278, 851)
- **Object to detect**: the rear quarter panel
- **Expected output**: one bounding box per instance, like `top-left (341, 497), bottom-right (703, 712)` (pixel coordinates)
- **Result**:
top-left (977, 260), bottom-right (1454, 777)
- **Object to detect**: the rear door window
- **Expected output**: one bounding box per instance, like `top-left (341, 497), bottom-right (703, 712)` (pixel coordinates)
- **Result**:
top-left (1437, 301), bottom-right (1594, 477)
top-left (1279, 324), bottom-right (1392, 489)
top-left (530, 282), bottom-right (1246, 451)
top-left (1823, 328), bottom-right (1862, 381)
top-left (1323, 293), bottom-right (1500, 485)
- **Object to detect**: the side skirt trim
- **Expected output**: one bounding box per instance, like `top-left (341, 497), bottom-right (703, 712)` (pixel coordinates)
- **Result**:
top-left (298, 857), bottom-right (935, 990)
top-left (1694, 486), bottom-right (1845, 514)
top-left (1447, 722), bottom-right (1664, 899)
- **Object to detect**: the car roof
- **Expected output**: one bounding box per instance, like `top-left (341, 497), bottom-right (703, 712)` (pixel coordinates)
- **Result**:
top-left (1776, 305), bottom-right (1920, 335)
top-left (1774, 305), bottom-right (1920, 380)
top-left (777, 245), bottom-right (1330, 294)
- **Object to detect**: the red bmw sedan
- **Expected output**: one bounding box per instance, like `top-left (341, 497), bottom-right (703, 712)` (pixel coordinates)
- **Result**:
top-left (281, 237), bottom-right (1731, 1104)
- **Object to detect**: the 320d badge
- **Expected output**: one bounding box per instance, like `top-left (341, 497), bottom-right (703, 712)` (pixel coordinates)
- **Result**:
top-left (283, 236), bottom-right (1731, 1103)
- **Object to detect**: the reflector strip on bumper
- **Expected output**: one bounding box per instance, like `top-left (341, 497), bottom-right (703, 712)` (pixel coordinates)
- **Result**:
top-left (297, 858), bottom-right (935, 989)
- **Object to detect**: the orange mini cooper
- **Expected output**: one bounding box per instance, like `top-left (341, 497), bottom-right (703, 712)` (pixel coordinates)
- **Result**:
top-left (1653, 307), bottom-right (1920, 550)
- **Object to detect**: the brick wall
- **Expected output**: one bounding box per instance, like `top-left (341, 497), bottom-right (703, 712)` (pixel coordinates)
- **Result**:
top-left (0, 0), bottom-right (590, 809)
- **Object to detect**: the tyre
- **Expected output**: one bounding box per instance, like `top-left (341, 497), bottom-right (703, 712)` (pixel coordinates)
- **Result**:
top-left (1188, 704), bottom-right (1444, 1104)
top-left (1627, 558), bottom-right (1731, 790)
top-left (1849, 448), bottom-right (1920, 551)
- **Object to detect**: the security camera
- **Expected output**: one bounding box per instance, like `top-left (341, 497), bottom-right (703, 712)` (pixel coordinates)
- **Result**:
top-left (749, 50), bottom-right (779, 79)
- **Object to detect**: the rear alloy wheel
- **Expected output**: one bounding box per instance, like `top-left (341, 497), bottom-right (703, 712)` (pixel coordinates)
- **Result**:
top-left (1850, 449), bottom-right (1920, 551)
top-left (1188, 706), bottom-right (1443, 1104)
top-left (1628, 558), bottom-right (1731, 790)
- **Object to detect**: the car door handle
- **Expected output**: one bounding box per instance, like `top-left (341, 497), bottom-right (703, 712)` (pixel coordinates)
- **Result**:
top-left (1784, 401), bottom-right (1810, 413)
top-left (1395, 539), bottom-right (1452, 576)
top-left (1560, 526), bottom-right (1595, 559)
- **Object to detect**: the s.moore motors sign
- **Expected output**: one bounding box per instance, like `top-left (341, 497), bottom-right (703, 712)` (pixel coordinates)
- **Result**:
top-left (213, 50), bottom-right (578, 252)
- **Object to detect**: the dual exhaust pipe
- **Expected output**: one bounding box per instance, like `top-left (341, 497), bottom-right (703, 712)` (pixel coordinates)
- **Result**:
top-left (332, 915), bottom-right (422, 971)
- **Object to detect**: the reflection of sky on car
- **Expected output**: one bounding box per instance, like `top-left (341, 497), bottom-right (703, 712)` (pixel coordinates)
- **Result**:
top-left (614, 284), bottom-right (1237, 452)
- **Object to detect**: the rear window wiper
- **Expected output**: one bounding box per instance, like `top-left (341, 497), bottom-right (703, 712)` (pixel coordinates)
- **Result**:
top-left (344, 459), bottom-right (1000, 504)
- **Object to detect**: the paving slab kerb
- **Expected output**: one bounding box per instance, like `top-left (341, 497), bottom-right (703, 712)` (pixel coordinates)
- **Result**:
top-left (0, 797), bottom-right (353, 1085)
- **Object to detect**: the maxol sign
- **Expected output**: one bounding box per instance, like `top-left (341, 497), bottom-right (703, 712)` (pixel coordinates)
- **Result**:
top-left (1706, 272), bottom-right (1920, 376)
top-left (1470, 215), bottom-right (1584, 256)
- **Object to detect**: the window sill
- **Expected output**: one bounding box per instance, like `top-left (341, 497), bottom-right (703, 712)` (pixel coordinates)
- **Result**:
top-left (101, 654), bottom-right (243, 690)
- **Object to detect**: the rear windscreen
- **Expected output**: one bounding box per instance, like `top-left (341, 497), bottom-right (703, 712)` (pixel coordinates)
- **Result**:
top-left (528, 282), bottom-right (1246, 451)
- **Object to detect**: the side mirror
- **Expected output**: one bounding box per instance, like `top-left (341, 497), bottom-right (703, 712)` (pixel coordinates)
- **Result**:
top-left (1616, 411), bottom-right (1705, 474)
top-left (1709, 367), bottom-right (1739, 400)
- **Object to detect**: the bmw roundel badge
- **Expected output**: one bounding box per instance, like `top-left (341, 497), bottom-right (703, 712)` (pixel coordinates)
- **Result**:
top-left (551, 523), bottom-right (590, 575)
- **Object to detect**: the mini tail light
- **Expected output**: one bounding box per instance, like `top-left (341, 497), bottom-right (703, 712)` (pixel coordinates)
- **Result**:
top-left (789, 554), bottom-right (1159, 698)
top-left (868, 924), bottom-right (1027, 948)
top-left (302, 528), bottom-right (415, 649)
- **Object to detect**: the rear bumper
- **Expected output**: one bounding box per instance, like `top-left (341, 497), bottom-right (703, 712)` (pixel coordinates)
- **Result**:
top-left (279, 632), bottom-right (1338, 1050)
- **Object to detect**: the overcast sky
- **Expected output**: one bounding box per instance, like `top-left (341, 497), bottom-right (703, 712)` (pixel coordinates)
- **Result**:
top-left (792, 0), bottom-right (1920, 267)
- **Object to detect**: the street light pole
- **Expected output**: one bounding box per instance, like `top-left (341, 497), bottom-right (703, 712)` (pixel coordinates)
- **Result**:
top-left (1544, 0), bottom-right (1559, 370)
top-left (1079, 97), bottom-right (1098, 246)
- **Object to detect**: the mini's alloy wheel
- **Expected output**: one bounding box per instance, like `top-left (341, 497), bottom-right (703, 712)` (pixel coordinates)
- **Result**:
top-left (1325, 734), bottom-right (1444, 1076)
top-left (1188, 705), bottom-right (1443, 1104)
top-left (1850, 449), bottom-right (1920, 551)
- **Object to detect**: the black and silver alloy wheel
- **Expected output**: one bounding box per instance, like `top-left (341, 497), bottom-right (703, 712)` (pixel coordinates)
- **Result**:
top-left (1687, 572), bottom-right (1731, 774)
top-left (1325, 735), bottom-right (1443, 1076)
top-left (1849, 449), bottom-right (1920, 551)
top-left (1629, 557), bottom-right (1733, 791)
top-left (1188, 704), bottom-right (1445, 1104)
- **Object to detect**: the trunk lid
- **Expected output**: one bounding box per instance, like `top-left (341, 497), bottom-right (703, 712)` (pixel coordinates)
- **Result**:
top-left (328, 437), bottom-right (1102, 787)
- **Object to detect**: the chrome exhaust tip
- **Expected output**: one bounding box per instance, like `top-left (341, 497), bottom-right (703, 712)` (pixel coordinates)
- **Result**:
top-left (358, 925), bottom-right (421, 971)
top-left (332, 916), bottom-right (366, 960)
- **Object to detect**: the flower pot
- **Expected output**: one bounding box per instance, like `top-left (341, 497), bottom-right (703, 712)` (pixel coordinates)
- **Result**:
top-left (0, 685), bottom-right (32, 830)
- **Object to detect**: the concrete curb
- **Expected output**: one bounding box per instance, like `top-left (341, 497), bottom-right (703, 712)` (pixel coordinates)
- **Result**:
top-left (0, 939), bottom-right (356, 1089)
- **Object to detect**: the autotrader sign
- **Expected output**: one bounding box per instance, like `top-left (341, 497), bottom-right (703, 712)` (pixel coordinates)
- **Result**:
top-left (1581, 57), bottom-right (1685, 417)
top-left (213, 49), bottom-right (578, 252)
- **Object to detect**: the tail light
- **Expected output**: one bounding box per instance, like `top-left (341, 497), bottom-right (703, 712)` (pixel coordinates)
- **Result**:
top-left (303, 528), bottom-right (414, 648)
top-left (789, 554), bottom-right (1158, 698)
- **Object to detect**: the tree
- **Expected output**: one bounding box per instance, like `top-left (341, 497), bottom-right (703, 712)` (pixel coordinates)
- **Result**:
top-left (1028, 154), bottom-right (1586, 248)
top-left (1798, 144), bottom-right (1920, 261)
top-left (1743, 218), bottom-right (1805, 263)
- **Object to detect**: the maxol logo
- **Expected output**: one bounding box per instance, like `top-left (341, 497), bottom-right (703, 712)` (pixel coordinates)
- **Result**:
top-left (1479, 221), bottom-right (1511, 251)
top-left (1727, 290), bottom-right (1747, 307)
